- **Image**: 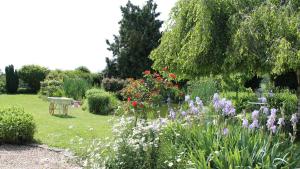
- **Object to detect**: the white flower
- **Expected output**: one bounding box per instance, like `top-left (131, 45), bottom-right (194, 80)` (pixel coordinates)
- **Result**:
top-left (168, 162), bottom-right (174, 167)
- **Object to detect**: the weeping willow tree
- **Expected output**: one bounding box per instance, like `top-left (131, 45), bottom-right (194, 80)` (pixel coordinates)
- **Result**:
top-left (150, 0), bottom-right (300, 113)
top-left (227, 2), bottom-right (300, 113)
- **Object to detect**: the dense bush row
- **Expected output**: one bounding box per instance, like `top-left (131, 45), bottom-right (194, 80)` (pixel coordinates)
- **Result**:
top-left (0, 107), bottom-right (36, 144)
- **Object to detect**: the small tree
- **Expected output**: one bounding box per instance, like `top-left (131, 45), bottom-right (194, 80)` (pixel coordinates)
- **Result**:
top-left (18, 65), bottom-right (49, 93)
top-left (75, 66), bottom-right (91, 74)
top-left (5, 65), bottom-right (19, 93)
top-left (106, 0), bottom-right (163, 78)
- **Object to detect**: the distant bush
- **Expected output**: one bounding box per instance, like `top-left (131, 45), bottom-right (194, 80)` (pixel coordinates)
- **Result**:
top-left (18, 65), bottom-right (49, 93)
top-left (221, 91), bottom-right (257, 113)
top-left (5, 65), bottom-right (19, 94)
top-left (63, 78), bottom-right (91, 100)
top-left (39, 70), bottom-right (64, 97)
top-left (75, 66), bottom-right (91, 74)
top-left (0, 75), bottom-right (5, 94)
top-left (188, 77), bottom-right (220, 104)
top-left (0, 107), bottom-right (36, 144)
top-left (91, 73), bottom-right (103, 87)
top-left (267, 90), bottom-right (297, 118)
top-left (102, 78), bottom-right (126, 92)
top-left (85, 88), bottom-right (119, 115)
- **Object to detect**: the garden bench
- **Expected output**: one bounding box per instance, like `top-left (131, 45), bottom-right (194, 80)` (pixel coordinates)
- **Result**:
top-left (47, 97), bottom-right (73, 115)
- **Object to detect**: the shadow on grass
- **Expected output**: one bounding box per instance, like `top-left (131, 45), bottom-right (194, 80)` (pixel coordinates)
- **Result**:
top-left (52, 114), bottom-right (76, 118)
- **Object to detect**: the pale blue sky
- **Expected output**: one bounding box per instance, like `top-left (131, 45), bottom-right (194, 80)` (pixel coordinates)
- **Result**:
top-left (0, 0), bottom-right (176, 73)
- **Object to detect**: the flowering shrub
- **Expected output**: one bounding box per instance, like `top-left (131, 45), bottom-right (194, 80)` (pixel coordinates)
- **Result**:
top-left (120, 69), bottom-right (184, 118)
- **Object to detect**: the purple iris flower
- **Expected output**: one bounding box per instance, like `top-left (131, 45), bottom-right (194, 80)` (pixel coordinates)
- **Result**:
top-left (252, 110), bottom-right (259, 119)
top-left (242, 118), bottom-right (248, 128)
top-left (278, 117), bottom-right (285, 126)
top-left (223, 128), bottom-right (229, 135)
top-left (169, 109), bottom-right (176, 120)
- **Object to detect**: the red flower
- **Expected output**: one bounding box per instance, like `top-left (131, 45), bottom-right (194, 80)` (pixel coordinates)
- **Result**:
top-left (169, 73), bottom-right (176, 79)
top-left (144, 70), bottom-right (151, 75)
top-left (132, 101), bottom-right (138, 107)
top-left (162, 66), bottom-right (168, 71)
top-left (156, 76), bottom-right (163, 82)
top-left (127, 97), bottom-right (131, 102)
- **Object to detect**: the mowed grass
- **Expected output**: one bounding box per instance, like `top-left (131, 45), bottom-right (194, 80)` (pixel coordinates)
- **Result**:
top-left (0, 94), bottom-right (113, 155)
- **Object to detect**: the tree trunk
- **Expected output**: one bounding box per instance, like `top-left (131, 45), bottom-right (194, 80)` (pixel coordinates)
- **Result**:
top-left (297, 69), bottom-right (300, 115)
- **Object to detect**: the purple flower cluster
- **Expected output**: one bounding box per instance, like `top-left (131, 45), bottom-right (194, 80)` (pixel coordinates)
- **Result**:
top-left (213, 93), bottom-right (236, 117)
top-left (266, 108), bottom-right (277, 133)
top-left (249, 110), bottom-right (259, 129)
top-left (258, 97), bottom-right (267, 103)
top-left (168, 95), bottom-right (204, 121)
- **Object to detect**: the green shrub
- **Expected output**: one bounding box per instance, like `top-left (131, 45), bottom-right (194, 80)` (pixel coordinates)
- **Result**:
top-left (267, 90), bottom-right (297, 118)
top-left (18, 65), bottom-right (49, 93)
top-left (0, 107), bottom-right (36, 144)
top-left (102, 78), bottom-right (126, 92)
top-left (39, 70), bottom-right (64, 97)
top-left (5, 65), bottom-right (19, 94)
top-left (0, 75), bottom-right (5, 94)
top-left (221, 91), bottom-right (257, 113)
top-left (63, 78), bottom-right (91, 100)
top-left (188, 77), bottom-right (220, 104)
top-left (86, 88), bottom-right (119, 115)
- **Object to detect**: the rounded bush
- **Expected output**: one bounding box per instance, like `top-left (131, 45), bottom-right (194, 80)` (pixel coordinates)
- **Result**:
top-left (86, 88), bottom-right (119, 115)
top-left (102, 78), bottom-right (126, 92)
top-left (0, 107), bottom-right (36, 144)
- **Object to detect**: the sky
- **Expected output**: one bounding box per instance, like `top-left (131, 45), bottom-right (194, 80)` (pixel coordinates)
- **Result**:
top-left (0, 0), bottom-right (176, 73)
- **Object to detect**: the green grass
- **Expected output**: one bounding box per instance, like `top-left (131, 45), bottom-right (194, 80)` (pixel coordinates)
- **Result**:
top-left (0, 94), bottom-right (112, 155)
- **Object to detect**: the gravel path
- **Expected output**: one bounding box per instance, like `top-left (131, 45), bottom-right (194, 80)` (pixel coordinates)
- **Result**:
top-left (0, 144), bottom-right (82, 169)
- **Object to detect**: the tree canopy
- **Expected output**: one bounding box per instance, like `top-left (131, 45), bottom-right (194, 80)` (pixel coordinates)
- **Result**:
top-left (105, 0), bottom-right (163, 79)
top-left (150, 0), bottom-right (300, 80)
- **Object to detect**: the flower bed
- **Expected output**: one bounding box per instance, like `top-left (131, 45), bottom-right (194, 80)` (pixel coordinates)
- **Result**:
top-left (81, 94), bottom-right (300, 168)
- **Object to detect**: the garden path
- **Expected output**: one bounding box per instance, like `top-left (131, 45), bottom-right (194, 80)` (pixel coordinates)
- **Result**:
top-left (0, 144), bottom-right (82, 169)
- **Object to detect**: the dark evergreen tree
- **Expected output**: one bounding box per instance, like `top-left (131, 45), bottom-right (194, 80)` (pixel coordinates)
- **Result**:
top-left (5, 65), bottom-right (19, 93)
top-left (105, 0), bottom-right (163, 78)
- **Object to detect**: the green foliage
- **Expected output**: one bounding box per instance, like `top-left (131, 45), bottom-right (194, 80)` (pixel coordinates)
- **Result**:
top-left (75, 66), bottom-right (91, 74)
top-left (227, 2), bottom-right (300, 76)
top-left (188, 77), bottom-right (220, 104)
top-left (39, 70), bottom-right (64, 97)
top-left (91, 72), bottom-right (103, 87)
top-left (267, 90), bottom-right (297, 118)
top-left (85, 88), bottom-right (119, 115)
top-left (0, 74), bottom-right (5, 94)
top-left (106, 0), bottom-right (163, 78)
top-left (18, 65), bottom-right (49, 93)
top-left (63, 78), bottom-right (91, 100)
top-left (102, 78), bottom-right (126, 93)
top-left (0, 107), bottom-right (35, 144)
top-left (221, 91), bottom-right (257, 113)
top-left (5, 65), bottom-right (19, 94)
top-left (160, 122), bottom-right (299, 168)
top-left (150, 0), bottom-right (262, 79)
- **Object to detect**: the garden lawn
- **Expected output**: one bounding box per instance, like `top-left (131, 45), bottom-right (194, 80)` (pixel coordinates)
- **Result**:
top-left (0, 94), bottom-right (112, 155)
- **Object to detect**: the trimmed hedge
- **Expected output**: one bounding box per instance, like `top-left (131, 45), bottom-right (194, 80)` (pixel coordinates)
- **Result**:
top-left (0, 107), bottom-right (36, 144)
top-left (86, 88), bottom-right (119, 115)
